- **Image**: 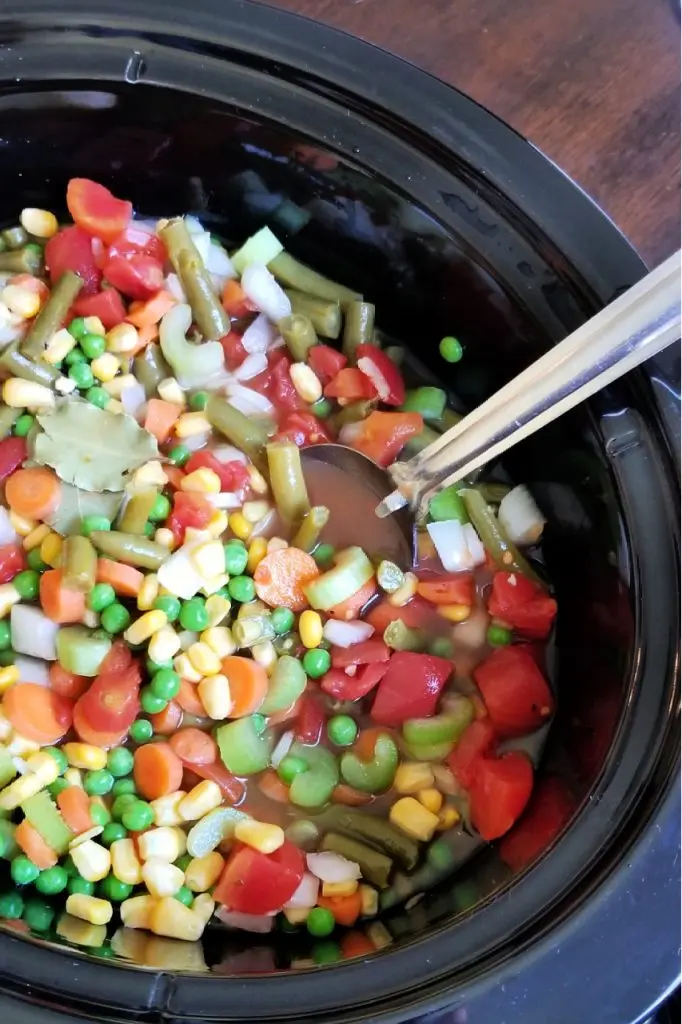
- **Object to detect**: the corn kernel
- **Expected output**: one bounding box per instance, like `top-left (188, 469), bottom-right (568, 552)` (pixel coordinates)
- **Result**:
top-left (189, 539), bottom-right (224, 578)
top-left (130, 461), bottom-right (168, 490)
top-left (387, 571), bottom-right (418, 607)
top-left (120, 894), bottom-right (156, 930)
top-left (83, 315), bottom-right (106, 336)
top-left (228, 512), bottom-right (252, 541)
top-left (184, 851), bottom-right (224, 892)
top-left (389, 797), bottom-right (440, 842)
top-left (179, 781), bottom-right (222, 822)
top-left (200, 627), bottom-right (234, 659)
top-left (0, 665), bottom-right (19, 694)
top-left (103, 374), bottom-right (137, 398)
top-left (138, 827), bottom-right (184, 863)
top-left (175, 412), bottom-right (211, 438)
top-left (40, 532), bottom-right (63, 568)
top-left (124, 609), bottom-right (167, 646)
top-left (438, 603), bottom-right (471, 624)
top-left (251, 640), bottom-right (277, 673)
top-left (70, 840), bottom-right (112, 882)
top-left (437, 805), bottom-right (461, 831)
top-left (0, 771), bottom-right (42, 809)
top-left (148, 626), bottom-right (182, 664)
top-left (105, 322), bottom-right (139, 354)
top-left (246, 465), bottom-right (268, 495)
top-left (283, 906), bottom-right (311, 926)
top-left (63, 743), bottom-right (108, 771)
top-left (3, 378), bottom-right (55, 411)
top-left (418, 788), bottom-right (443, 815)
top-left (367, 922), bottom-right (392, 949)
top-left (234, 820), bottom-right (285, 854)
top-left (2, 285), bottom-right (41, 319)
top-left (64, 767), bottom-right (83, 789)
top-left (241, 500), bottom-right (268, 525)
top-left (360, 884), bottom-right (379, 917)
top-left (187, 641), bottom-right (221, 677)
top-left (8, 513), bottom-right (35, 537)
top-left (197, 674), bottom-right (232, 720)
top-left (204, 595), bottom-right (231, 627)
top-left (266, 536), bottom-right (288, 554)
top-left (322, 879), bottom-right (359, 898)
top-left (137, 573), bottom-right (159, 611)
top-left (299, 610), bottom-right (323, 649)
top-left (192, 892), bottom-right (215, 925)
top-left (20, 207), bottom-right (58, 238)
top-left (65, 893), bottom-right (113, 926)
top-left (206, 510), bottom-right (229, 539)
top-left (56, 913), bottom-right (107, 948)
top-left (91, 352), bottom-right (120, 383)
top-left (289, 362), bottom-right (323, 403)
top-left (173, 652), bottom-right (202, 684)
top-left (181, 468), bottom-right (221, 495)
top-left (157, 377), bottom-right (186, 406)
top-left (142, 857), bottom-right (185, 898)
top-left (154, 528), bottom-right (176, 551)
top-left (150, 896), bottom-right (205, 942)
top-left (172, 826), bottom-right (188, 857)
top-left (44, 327), bottom-right (76, 364)
top-left (24, 750), bottom-right (60, 785)
top-left (150, 791), bottom-right (187, 828)
top-left (394, 762), bottom-right (435, 795)
top-left (201, 573), bottom-right (229, 597)
top-left (22, 523), bottom-right (50, 551)
top-left (246, 537), bottom-right (268, 573)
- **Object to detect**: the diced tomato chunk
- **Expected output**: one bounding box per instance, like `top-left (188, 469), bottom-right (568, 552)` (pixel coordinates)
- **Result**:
top-left (0, 436), bottom-right (27, 482)
top-left (220, 331), bottom-right (247, 371)
top-left (296, 694), bottom-right (325, 744)
top-left (308, 344), bottom-right (347, 385)
top-left (371, 651), bottom-right (453, 726)
top-left (71, 289), bottom-right (127, 330)
top-left (66, 178), bottom-right (133, 244)
top-left (214, 841), bottom-right (305, 915)
top-left (468, 751), bottom-right (534, 841)
top-left (320, 661), bottom-right (390, 701)
top-left (185, 451), bottom-right (249, 494)
top-left (331, 638), bottom-right (391, 668)
top-left (488, 572), bottom-right (558, 639)
top-left (324, 367), bottom-right (377, 402)
top-left (344, 411), bottom-right (422, 468)
top-left (416, 572), bottom-right (476, 606)
top-left (473, 645), bottom-right (555, 737)
top-left (355, 344), bottom-right (405, 406)
top-left (447, 718), bottom-right (498, 788)
top-left (274, 411), bottom-right (333, 447)
top-left (103, 254), bottom-right (164, 301)
top-left (45, 226), bottom-right (102, 295)
top-left (0, 543), bottom-right (27, 584)
top-left (166, 491), bottom-right (214, 545)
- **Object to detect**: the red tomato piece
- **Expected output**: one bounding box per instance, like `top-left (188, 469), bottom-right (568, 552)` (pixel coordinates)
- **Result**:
top-left (499, 776), bottom-right (576, 871)
top-left (296, 694), bottom-right (326, 744)
top-left (0, 436), bottom-right (27, 482)
top-left (214, 840), bottom-right (305, 915)
top-left (0, 543), bottom-right (27, 584)
top-left (473, 645), bottom-right (555, 737)
top-left (324, 367), bottom-right (378, 402)
top-left (166, 491), bottom-right (214, 545)
top-left (365, 596), bottom-right (439, 634)
top-left (185, 451), bottom-right (249, 494)
top-left (307, 344), bottom-right (347, 385)
top-left (371, 651), bottom-right (453, 726)
top-left (71, 289), bottom-right (127, 330)
top-left (269, 351), bottom-right (304, 413)
top-left (447, 718), bottom-right (498, 788)
top-left (320, 660), bottom-right (390, 701)
top-left (78, 662), bottom-right (141, 733)
top-left (468, 751), bottom-right (534, 841)
top-left (355, 344), bottom-right (405, 406)
top-left (99, 639), bottom-right (133, 676)
top-left (190, 760), bottom-right (245, 804)
top-left (66, 178), bottom-right (133, 244)
top-left (274, 411), bottom-right (334, 447)
top-left (344, 411), bottom-right (423, 468)
top-left (45, 226), bottom-right (102, 295)
top-left (103, 254), bottom-right (164, 301)
top-left (106, 225), bottom-right (167, 264)
top-left (331, 638), bottom-right (391, 669)
top-left (488, 571), bottom-right (558, 639)
top-left (416, 572), bottom-right (476, 607)
top-left (220, 331), bottom-right (248, 371)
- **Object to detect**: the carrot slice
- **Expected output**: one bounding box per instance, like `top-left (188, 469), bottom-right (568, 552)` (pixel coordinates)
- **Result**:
top-left (327, 578), bottom-right (379, 621)
top-left (149, 700), bottom-right (183, 736)
top-left (96, 559), bottom-right (144, 598)
top-left (5, 467), bottom-right (61, 521)
top-left (341, 930), bottom-right (376, 959)
top-left (40, 569), bottom-right (86, 624)
top-left (168, 727), bottom-right (218, 765)
top-left (125, 290), bottom-right (175, 328)
top-left (72, 701), bottom-right (129, 748)
top-left (14, 820), bottom-right (58, 870)
top-left (130, 323), bottom-right (159, 352)
top-left (317, 891), bottom-right (362, 927)
top-left (57, 786), bottom-right (93, 835)
top-left (222, 279), bottom-right (251, 317)
top-left (144, 399), bottom-right (182, 444)
top-left (133, 743), bottom-right (183, 800)
top-left (49, 663), bottom-right (89, 700)
top-left (253, 548), bottom-right (320, 611)
top-left (4, 683), bottom-right (73, 744)
top-left (220, 656), bottom-right (268, 717)
top-left (331, 784), bottom-right (372, 807)
top-left (176, 678), bottom-right (207, 717)
top-left (258, 769), bottom-right (290, 804)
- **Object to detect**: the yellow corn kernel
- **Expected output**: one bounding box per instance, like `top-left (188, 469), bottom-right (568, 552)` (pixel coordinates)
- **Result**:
top-left (192, 892), bottom-right (215, 925)
top-left (360, 884), bottom-right (379, 918)
top-left (438, 603), bottom-right (471, 624)
top-left (267, 536), bottom-right (288, 554)
top-left (124, 609), bottom-right (167, 646)
top-left (418, 788), bottom-right (443, 815)
top-left (178, 781), bottom-right (222, 822)
top-left (299, 610), bottom-right (323, 649)
top-left (172, 826), bottom-right (188, 857)
top-left (247, 537), bottom-right (268, 573)
top-left (103, 373), bottom-right (137, 398)
top-left (0, 772), bottom-right (42, 809)
top-left (237, 599), bottom-right (267, 620)
top-left (283, 906), bottom-right (311, 926)
top-left (25, 750), bottom-right (61, 785)
top-left (56, 913), bottom-right (107, 948)
top-left (389, 797), bottom-right (440, 842)
top-left (142, 857), bottom-right (185, 898)
top-left (0, 666), bottom-right (19, 694)
top-left (65, 893), bottom-right (113, 926)
top-left (252, 640), bottom-right (277, 673)
top-left (70, 840), bottom-right (112, 882)
top-left (204, 595), bottom-right (231, 628)
top-left (90, 352), bottom-right (120, 383)
top-left (157, 377), bottom-right (186, 406)
top-left (22, 523), bottom-right (50, 552)
top-left (181, 468), bottom-right (221, 495)
top-left (62, 743), bottom-right (108, 771)
top-left (367, 922), bottom-right (392, 949)
top-left (40, 531), bottom-right (63, 568)
top-left (242, 500), bottom-right (270, 525)
top-left (2, 285), bottom-right (41, 319)
top-left (44, 327), bottom-right (77, 364)
top-left (148, 626), bottom-right (181, 664)
top-left (0, 583), bottom-right (20, 618)
top-left (150, 791), bottom-right (187, 828)
top-left (20, 207), bottom-right (58, 238)
top-left (228, 512), bottom-right (252, 541)
top-left (138, 827), bottom-right (184, 863)
top-left (83, 315), bottom-right (106, 336)
top-left (175, 412), bottom-right (211, 438)
top-left (120, 894), bottom-right (156, 930)
top-left (394, 762), bottom-right (435, 795)
top-left (187, 641), bottom-right (221, 677)
top-left (234, 820), bottom-right (285, 855)
top-left (7, 733), bottom-right (40, 757)
top-left (184, 851), bottom-right (224, 893)
top-left (322, 879), bottom-right (359, 898)
top-left (137, 573), bottom-right (159, 611)
top-left (205, 511), bottom-right (228, 540)
top-left (437, 805), bottom-right (461, 831)
top-left (173, 653), bottom-right (203, 684)
top-left (200, 626), bottom-right (236, 659)
top-left (110, 926), bottom-right (150, 963)
top-left (387, 571), bottom-right (418, 607)
top-left (105, 321), bottom-right (139, 353)
top-left (8, 512), bottom-right (35, 537)
top-left (189, 539), bottom-right (224, 577)
top-left (198, 674), bottom-right (232, 720)
top-left (154, 528), bottom-right (176, 551)
top-left (69, 825), bottom-right (104, 848)
top-left (289, 362), bottom-right (323, 403)
top-left (150, 896), bottom-right (205, 942)
top-left (130, 461), bottom-right (168, 491)
top-left (64, 767), bottom-right (83, 789)
top-left (3, 378), bottom-right (55, 411)
top-left (201, 573), bottom-right (229, 597)
top-left (247, 465), bottom-right (268, 495)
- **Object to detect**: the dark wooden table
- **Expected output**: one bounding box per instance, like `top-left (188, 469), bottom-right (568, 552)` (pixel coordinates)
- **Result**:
top-left (268, 0), bottom-right (680, 266)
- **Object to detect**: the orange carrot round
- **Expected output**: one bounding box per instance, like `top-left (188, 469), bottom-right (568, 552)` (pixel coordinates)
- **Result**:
top-left (149, 700), bottom-right (183, 736)
top-left (253, 548), bottom-right (320, 611)
top-left (49, 663), bottom-right (89, 700)
top-left (14, 820), bottom-right (58, 870)
top-left (316, 891), bottom-right (362, 927)
top-left (72, 701), bottom-right (129, 749)
top-left (40, 569), bottom-right (86, 624)
top-left (96, 559), bottom-right (144, 598)
top-left (169, 727), bottom-right (217, 765)
top-left (175, 678), bottom-right (206, 717)
top-left (5, 467), bottom-right (61, 521)
top-left (56, 786), bottom-right (93, 835)
top-left (126, 290), bottom-right (175, 328)
top-left (133, 743), bottom-right (183, 800)
top-left (220, 656), bottom-right (268, 717)
top-left (4, 683), bottom-right (72, 744)
top-left (332, 783), bottom-right (372, 807)
top-left (258, 769), bottom-right (290, 804)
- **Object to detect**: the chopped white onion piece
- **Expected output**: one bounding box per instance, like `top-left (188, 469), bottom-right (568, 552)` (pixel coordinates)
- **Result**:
top-left (157, 543), bottom-right (205, 600)
top-left (14, 655), bottom-right (50, 686)
top-left (250, 510), bottom-right (275, 538)
top-left (462, 523), bottom-right (486, 567)
top-left (270, 730), bottom-right (295, 768)
top-left (10, 606), bottom-right (59, 661)
top-left (0, 507), bottom-right (18, 546)
top-left (224, 383), bottom-right (275, 416)
top-left (182, 432), bottom-right (211, 453)
top-left (241, 313), bottom-right (277, 355)
top-left (206, 491), bottom-right (243, 510)
top-left (323, 619), bottom-right (375, 648)
top-left (215, 908), bottom-right (276, 933)
top-left (240, 263), bottom-right (291, 323)
top-left (212, 445), bottom-right (249, 465)
top-left (232, 352), bottom-right (268, 382)
top-left (184, 216), bottom-right (205, 236)
top-left (306, 852), bottom-right (362, 883)
top-left (427, 520), bottom-right (474, 572)
top-left (284, 872), bottom-right (320, 909)
top-left (499, 484), bottom-right (546, 546)
top-left (206, 243), bottom-right (237, 280)
top-left (164, 273), bottom-right (186, 302)
top-left (120, 381), bottom-right (147, 419)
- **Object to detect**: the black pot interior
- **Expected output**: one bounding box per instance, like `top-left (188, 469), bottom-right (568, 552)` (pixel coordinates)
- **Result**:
top-left (0, 68), bottom-right (677, 1020)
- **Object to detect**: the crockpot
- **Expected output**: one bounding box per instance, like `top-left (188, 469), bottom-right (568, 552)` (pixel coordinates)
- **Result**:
top-left (0, 2), bottom-right (679, 1022)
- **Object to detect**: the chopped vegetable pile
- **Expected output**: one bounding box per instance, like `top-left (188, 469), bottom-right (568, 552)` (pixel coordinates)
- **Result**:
top-left (0, 180), bottom-right (559, 956)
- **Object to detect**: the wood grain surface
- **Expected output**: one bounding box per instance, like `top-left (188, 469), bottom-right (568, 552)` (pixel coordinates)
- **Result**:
top-left (267, 0), bottom-right (680, 266)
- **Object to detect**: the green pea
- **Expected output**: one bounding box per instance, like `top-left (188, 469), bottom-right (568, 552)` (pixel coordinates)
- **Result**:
top-left (86, 386), bottom-right (110, 409)
top-left (327, 714), bottom-right (358, 747)
top-left (227, 575), bottom-right (256, 603)
top-left (26, 547), bottom-right (48, 572)
top-left (101, 822), bottom-right (127, 847)
top-left (129, 719), bottom-right (153, 744)
top-left (0, 892), bottom-right (24, 918)
top-left (68, 876), bottom-right (95, 896)
top-left (313, 543), bottom-right (335, 568)
top-left (88, 582), bottom-right (116, 612)
top-left (35, 865), bottom-right (68, 895)
top-left (111, 778), bottom-right (137, 797)
top-left (179, 598), bottom-right (209, 632)
top-left (99, 875), bottom-right (133, 902)
top-left (11, 855), bottom-right (39, 885)
top-left (23, 898), bottom-right (55, 932)
top-left (277, 755), bottom-right (309, 785)
top-left (168, 445), bottom-right (190, 467)
top-left (142, 520), bottom-right (154, 538)
top-left (312, 939), bottom-right (341, 964)
top-left (0, 620), bottom-right (11, 651)
top-left (439, 335), bottom-right (463, 363)
top-left (189, 391), bottom-right (209, 411)
top-left (62, 855), bottom-right (77, 875)
top-left (175, 853), bottom-right (192, 872)
top-left (107, 746), bottom-right (134, 778)
top-left (13, 413), bottom-right (34, 437)
top-left (140, 687), bottom-right (168, 714)
top-left (100, 602), bottom-right (131, 634)
top-left (65, 347), bottom-right (87, 366)
top-left (302, 648), bottom-right (331, 679)
top-left (80, 333), bottom-right (106, 359)
top-left (487, 624), bottom-right (512, 646)
top-left (14, 569), bottom-right (39, 601)
top-left (223, 542), bottom-right (249, 576)
top-left (149, 493), bottom-right (171, 522)
top-left (174, 886), bottom-right (194, 906)
top-left (428, 636), bottom-right (455, 659)
top-left (271, 607), bottom-right (295, 635)
top-left (121, 800), bottom-right (154, 832)
top-left (89, 801), bottom-right (111, 827)
top-left (69, 361), bottom-right (95, 390)
top-left (146, 657), bottom-right (174, 675)
top-left (84, 769), bottom-right (114, 796)
top-left (306, 906), bottom-right (335, 937)
top-left (44, 746), bottom-right (68, 774)
top-left (81, 515), bottom-right (111, 537)
top-left (150, 668), bottom-right (180, 700)
top-left (153, 595), bottom-right (181, 622)
top-left (48, 777), bottom-right (71, 798)
top-left (111, 794), bottom-right (137, 821)
top-left (309, 398), bottom-right (332, 419)
top-left (67, 317), bottom-right (88, 340)
top-left (0, 650), bottom-right (14, 666)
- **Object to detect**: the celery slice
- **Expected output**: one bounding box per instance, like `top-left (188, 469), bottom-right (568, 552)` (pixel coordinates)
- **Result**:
top-left (232, 227), bottom-right (284, 275)
top-left (21, 790), bottom-right (73, 854)
top-left (303, 546), bottom-right (374, 611)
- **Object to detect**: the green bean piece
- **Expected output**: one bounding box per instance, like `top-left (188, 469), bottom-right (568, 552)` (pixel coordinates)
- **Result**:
top-left (133, 345), bottom-right (172, 399)
top-left (314, 807), bottom-right (420, 870)
top-left (206, 395), bottom-right (269, 472)
top-left (268, 252), bottom-right (361, 304)
top-left (476, 482), bottom-right (512, 505)
top-left (2, 226), bottom-right (28, 250)
top-left (89, 531), bottom-right (168, 570)
top-left (279, 314), bottom-right (318, 362)
top-left (401, 387), bottom-right (447, 422)
top-left (0, 237), bottom-right (5, 254)
top-left (159, 219), bottom-right (229, 340)
top-left (285, 290), bottom-right (342, 340)
top-left (118, 490), bottom-right (158, 534)
top-left (231, 615), bottom-right (276, 649)
top-left (284, 819), bottom-right (320, 850)
top-left (0, 247), bottom-right (44, 276)
top-left (62, 536), bottom-right (97, 593)
top-left (0, 341), bottom-right (60, 386)
top-left (321, 833), bottom-right (393, 888)
top-left (460, 488), bottom-right (538, 580)
top-left (329, 399), bottom-right (377, 431)
top-left (21, 272), bottom-right (84, 359)
top-left (291, 506), bottom-right (329, 553)
top-left (0, 406), bottom-right (20, 439)
top-left (266, 441), bottom-right (310, 527)
top-left (342, 301), bottom-right (375, 360)
top-left (376, 560), bottom-right (404, 594)
top-left (383, 619), bottom-right (425, 652)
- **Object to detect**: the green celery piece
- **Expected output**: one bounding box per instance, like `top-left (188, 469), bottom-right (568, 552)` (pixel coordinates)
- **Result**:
top-left (159, 303), bottom-right (224, 389)
top-left (21, 791), bottom-right (73, 854)
top-left (0, 819), bottom-right (19, 860)
top-left (0, 746), bottom-right (17, 789)
top-left (303, 546), bottom-right (374, 611)
top-left (186, 807), bottom-right (250, 858)
top-left (402, 738), bottom-right (457, 762)
top-left (231, 227), bottom-right (284, 275)
top-left (340, 734), bottom-right (398, 793)
top-left (288, 742), bottom-right (339, 808)
top-left (216, 716), bottom-right (272, 776)
top-left (402, 699), bottom-right (474, 748)
top-left (57, 626), bottom-right (112, 677)
top-left (260, 656), bottom-right (307, 714)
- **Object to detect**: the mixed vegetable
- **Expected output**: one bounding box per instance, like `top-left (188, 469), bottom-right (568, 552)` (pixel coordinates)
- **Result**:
top-left (0, 179), bottom-right (558, 953)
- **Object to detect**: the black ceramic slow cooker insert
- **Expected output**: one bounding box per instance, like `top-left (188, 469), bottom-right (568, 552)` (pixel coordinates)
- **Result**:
top-left (0, 2), bottom-right (679, 1022)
